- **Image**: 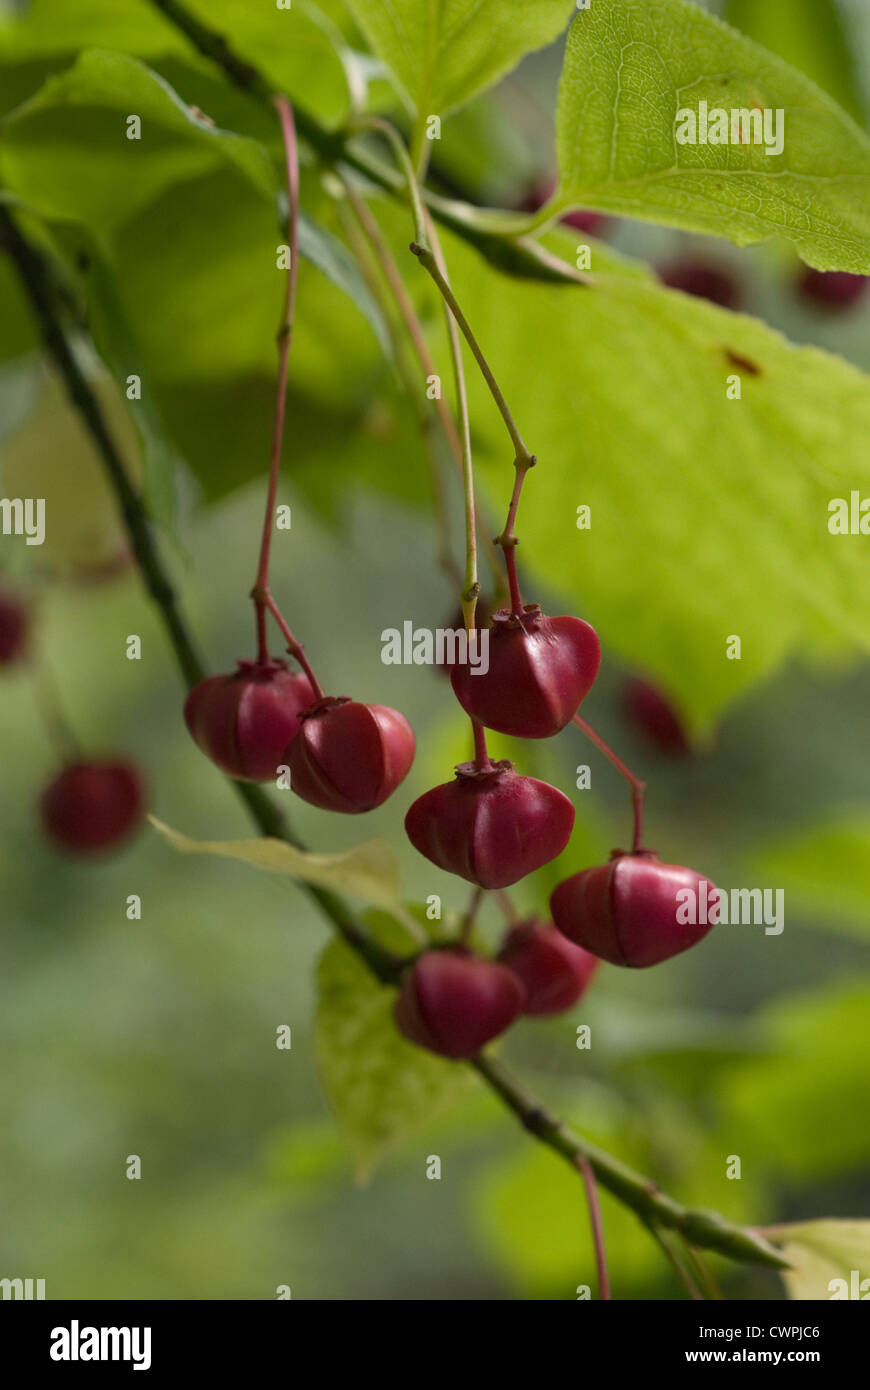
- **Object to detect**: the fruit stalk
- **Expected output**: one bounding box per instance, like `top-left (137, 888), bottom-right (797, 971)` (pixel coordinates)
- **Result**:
top-left (573, 711), bottom-right (647, 852)
top-left (337, 179), bottom-right (503, 590)
top-left (145, 0), bottom-right (592, 286)
top-left (249, 93), bottom-right (323, 698)
top-left (577, 1154), bottom-right (611, 1300)
top-left (425, 211), bottom-right (480, 627)
top-left (409, 238), bottom-right (534, 472)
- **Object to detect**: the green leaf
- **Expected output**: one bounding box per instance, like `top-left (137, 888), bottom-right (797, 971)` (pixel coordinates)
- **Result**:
top-left (438, 222), bottom-right (870, 730)
top-left (719, 981), bottom-right (870, 1181)
top-left (0, 362), bottom-right (138, 572)
top-left (751, 817), bottom-right (870, 937)
top-left (0, 49), bottom-right (276, 229)
top-left (771, 1221), bottom-right (870, 1300)
top-left (0, 0), bottom-right (351, 129)
top-left (44, 218), bottom-right (179, 532)
top-left (315, 934), bottom-right (469, 1180)
top-left (345, 0), bottom-right (573, 118)
top-left (94, 169), bottom-right (416, 506)
top-left (555, 0), bottom-right (870, 272)
top-left (150, 817), bottom-right (404, 913)
top-left (298, 209), bottom-right (392, 358)
top-left (725, 0), bottom-right (866, 126)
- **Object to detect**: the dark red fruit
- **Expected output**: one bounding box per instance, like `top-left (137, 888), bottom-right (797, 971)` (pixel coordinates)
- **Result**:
top-left (0, 588), bottom-right (28, 665)
top-left (450, 605), bottom-right (599, 738)
top-left (498, 918), bottom-right (599, 1017)
top-left (658, 260), bottom-right (741, 309)
top-left (395, 949), bottom-right (525, 1058)
top-left (184, 658), bottom-right (315, 782)
top-left (550, 850), bottom-right (717, 968)
top-left (287, 696), bottom-right (414, 812)
top-left (624, 678), bottom-right (689, 756)
top-left (799, 268), bottom-right (869, 312)
top-left (40, 759), bottom-right (144, 855)
top-left (405, 758), bottom-right (575, 889)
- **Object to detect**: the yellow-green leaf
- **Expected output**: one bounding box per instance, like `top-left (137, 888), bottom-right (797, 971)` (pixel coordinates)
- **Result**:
top-left (150, 817), bottom-right (403, 912)
top-left (771, 1221), bottom-right (870, 1300)
top-left (555, 0), bottom-right (870, 271)
top-left (315, 936), bottom-right (468, 1181)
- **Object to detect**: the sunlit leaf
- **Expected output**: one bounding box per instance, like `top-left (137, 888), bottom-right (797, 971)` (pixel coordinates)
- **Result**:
top-left (726, 0), bottom-right (866, 125)
top-left (555, 0), bottom-right (870, 271)
top-left (345, 0), bottom-right (573, 118)
top-left (151, 816), bottom-right (404, 912)
top-left (771, 1220), bottom-right (870, 1300)
top-left (316, 934), bottom-right (469, 1181)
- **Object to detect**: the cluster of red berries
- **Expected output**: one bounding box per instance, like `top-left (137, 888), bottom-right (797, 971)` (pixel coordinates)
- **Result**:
top-left (0, 584), bottom-right (145, 856)
top-left (396, 598), bottom-right (717, 1055)
top-left (181, 567), bottom-right (719, 1060)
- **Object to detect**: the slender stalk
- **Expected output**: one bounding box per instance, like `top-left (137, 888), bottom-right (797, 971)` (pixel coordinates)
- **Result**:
top-left (459, 886), bottom-right (484, 949)
top-left (259, 590), bottom-right (324, 699)
top-left (252, 94), bottom-right (299, 660)
top-left (577, 1154), bottom-right (612, 1300)
top-left (2, 181), bottom-right (789, 1282)
top-left (339, 179), bottom-right (503, 589)
top-left (341, 179), bottom-right (462, 463)
top-left (347, 123), bottom-right (533, 606)
top-left (340, 114), bottom-right (533, 475)
top-left (497, 455), bottom-right (535, 615)
top-left (646, 1222), bottom-right (705, 1299)
top-left (145, 0), bottom-right (589, 288)
top-left (338, 188), bottom-right (464, 592)
top-left (249, 94), bottom-right (325, 700)
top-left (471, 718), bottom-right (490, 771)
top-left (496, 890), bottom-right (519, 925)
top-left (681, 1242), bottom-right (724, 1300)
top-left (350, 116), bottom-right (429, 251)
top-left (409, 240), bottom-right (534, 471)
top-left (408, 227), bottom-right (536, 609)
top-left (573, 712), bottom-right (647, 853)
top-left (29, 646), bottom-right (81, 762)
top-left (471, 1053), bottom-right (785, 1268)
top-left (424, 212), bottom-right (478, 623)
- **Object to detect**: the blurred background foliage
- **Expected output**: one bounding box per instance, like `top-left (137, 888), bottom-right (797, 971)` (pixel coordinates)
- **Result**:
top-left (1, 0), bottom-right (869, 1299)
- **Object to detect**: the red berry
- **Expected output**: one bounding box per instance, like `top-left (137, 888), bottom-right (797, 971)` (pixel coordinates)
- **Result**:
top-left (658, 260), bottom-right (741, 309)
top-left (395, 949), bottom-right (525, 1058)
top-left (799, 268), bottom-right (869, 311)
top-left (287, 697), bottom-right (415, 812)
top-left (450, 605), bottom-right (600, 738)
top-left (0, 588), bottom-right (29, 666)
top-left (550, 850), bottom-right (717, 968)
top-left (436, 597), bottom-right (494, 678)
top-left (40, 759), bottom-right (144, 855)
top-left (623, 678), bottom-right (689, 756)
top-left (184, 658), bottom-right (315, 782)
top-left (405, 758), bottom-right (575, 889)
top-left (498, 917), bottom-right (599, 1016)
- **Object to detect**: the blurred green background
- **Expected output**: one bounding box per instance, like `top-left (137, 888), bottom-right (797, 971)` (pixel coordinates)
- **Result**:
top-left (1, 0), bottom-right (869, 1300)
